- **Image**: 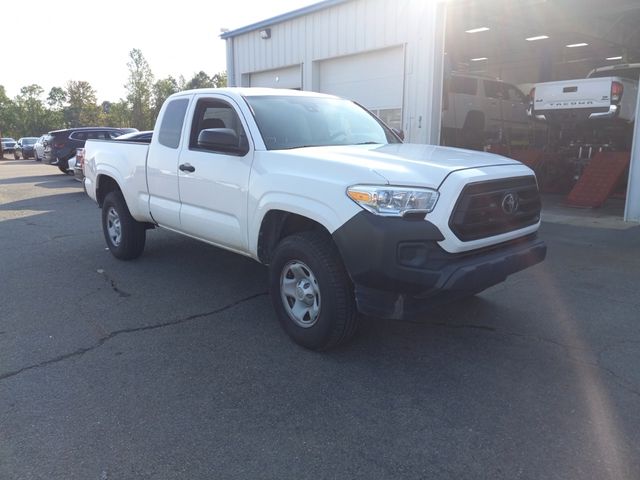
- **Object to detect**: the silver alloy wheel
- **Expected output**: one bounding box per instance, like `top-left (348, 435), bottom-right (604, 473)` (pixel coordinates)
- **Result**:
top-left (280, 260), bottom-right (321, 328)
top-left (106, 207), bottom-right (122, 247)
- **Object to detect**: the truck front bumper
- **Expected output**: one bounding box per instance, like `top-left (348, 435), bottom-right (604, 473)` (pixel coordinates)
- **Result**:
top-left (332, 211), bottom-right (547, 319)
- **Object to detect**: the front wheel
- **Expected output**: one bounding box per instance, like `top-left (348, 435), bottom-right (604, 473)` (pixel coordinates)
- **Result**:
top-left (101, 191), bottom-right (146, 260)
top-left (269, 231), bottom-right (358, 351)
top-left (14, 151), bottom-right (20, 160)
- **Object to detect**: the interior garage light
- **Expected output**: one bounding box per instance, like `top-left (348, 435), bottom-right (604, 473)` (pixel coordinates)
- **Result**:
top-left (465, 27), bottom-right (490, 33)
top-left (606, 56), bottom-right (623, 61)
top-left (566, 43), bottom-right (588, 48)
top-left (471, 57), bottom-right (488, 61)
top-left (526, 35), bottom-right (549, 41)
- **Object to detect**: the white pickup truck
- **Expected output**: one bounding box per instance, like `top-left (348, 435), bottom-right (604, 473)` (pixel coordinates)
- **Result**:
top-left (530, 63), bottom-right (639, 128)
top-left (83, 88), bottom-right (546, 350)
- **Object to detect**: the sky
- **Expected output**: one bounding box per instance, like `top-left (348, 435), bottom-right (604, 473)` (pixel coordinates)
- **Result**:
top-left (2, 0), bottom-right (317, 103)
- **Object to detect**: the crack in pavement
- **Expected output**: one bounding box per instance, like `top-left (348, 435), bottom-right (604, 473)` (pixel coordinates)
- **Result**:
top-left (97, 270), bottom-right (131, 298)
top-left (0, 292), bottom-right (268, 382)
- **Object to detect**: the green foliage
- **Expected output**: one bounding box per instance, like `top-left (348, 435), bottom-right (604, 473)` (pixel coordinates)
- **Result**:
top-left (65, 81), bottom-right (103, 127)
top-left (152, 76), bottom-right (179, 121)
top-left (0, 49), bottom-right (227, 138)
top-left (125, 48), bottom-right (155, 130)
top-left (184, 70), bottom-right (227, 90)
top-left (103, 101), bottom-right (132, 128)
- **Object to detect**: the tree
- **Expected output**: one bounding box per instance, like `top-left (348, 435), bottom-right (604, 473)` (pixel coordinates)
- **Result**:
top-left (0, 85), bottom-right (17, 139)
top-left (65, 80), bottom-right (102, 127)
top-left (13, 84), bottom-right (50, 136)
top-left (152, 76), bottom-right (179, 121)
top-left (47, 87), bottom-right (67, 110)
top-left (46, 86), bottom-right (67, 129)
top-left (103, 100), bottom-right (132, 128)
top-left (212, 71), bottom-right (228, 88)
top-left (125, 48), bottom-right (154, 130)
top-left (185, 71), bottom-right (216, 90)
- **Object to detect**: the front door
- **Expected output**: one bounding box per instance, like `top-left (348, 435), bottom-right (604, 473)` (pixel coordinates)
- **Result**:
top-left (177, 94), bottom-right (254, 252)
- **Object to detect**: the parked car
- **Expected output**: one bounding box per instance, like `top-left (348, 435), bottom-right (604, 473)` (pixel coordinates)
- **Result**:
top-left (43, 127), bottom-right (138, 173)
top-left (14, 137), bottom-right (39, 159)
top-left (114, 130), bottom-right (153, 143)
top-left (441, 73), bottom-right (531, 150)
top-left (1, 138), bottom-right (17, 156)
top-left (33, 135), bottom-right (46, 161)
top-left (74, 130), bottom-right (152, 183)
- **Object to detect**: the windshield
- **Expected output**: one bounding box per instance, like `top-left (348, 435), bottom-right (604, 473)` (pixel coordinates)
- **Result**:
top-left (588, 67), bottom-right (640, 81)
top-left (2, 138), bottom-right (16, 143)
top-left (244, 95), bottom-right (401, 150)
top-left (23, 138), bottom-right (37, 145)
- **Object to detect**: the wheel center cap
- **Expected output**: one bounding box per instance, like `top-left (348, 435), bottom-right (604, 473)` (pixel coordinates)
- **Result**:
top-left (296, 285), bottom-right (305, 300)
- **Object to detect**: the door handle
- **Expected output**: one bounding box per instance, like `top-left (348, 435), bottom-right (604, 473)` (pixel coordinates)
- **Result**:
top-left (179, 163), bottom-right (195, 173)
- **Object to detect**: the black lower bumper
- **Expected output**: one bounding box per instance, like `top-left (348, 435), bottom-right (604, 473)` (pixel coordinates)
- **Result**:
top-left (333, 211), bottom-right (546, 319)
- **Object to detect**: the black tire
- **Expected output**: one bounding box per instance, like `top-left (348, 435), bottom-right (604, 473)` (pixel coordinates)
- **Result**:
top-left (14, 151), bottom-right (20, 160)
top-left (269, 231), bottom-right (358, 351)
top-left (34, 151), bottom-right (41, 161)
top-left (58, 165), bottom-right (69, 174)
top-left (101, 191), bottom-right (146, 260)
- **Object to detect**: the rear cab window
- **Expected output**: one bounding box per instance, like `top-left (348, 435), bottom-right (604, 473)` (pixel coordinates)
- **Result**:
top-left (483, 80), bottom-right (507, 99)
top-left (158, 98), bottom-right (190, 149)
top-left (450, 76), bottom-right (478, 95)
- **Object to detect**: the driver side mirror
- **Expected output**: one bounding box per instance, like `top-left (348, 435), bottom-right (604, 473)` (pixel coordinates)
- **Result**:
top-left (197, 128), bottom-right (247, 155)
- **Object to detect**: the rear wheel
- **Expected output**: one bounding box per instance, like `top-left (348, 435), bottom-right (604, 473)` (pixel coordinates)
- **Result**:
top-left (269, 231), bottom-right (358, 351)
top-left (101, 191), bottom-right (146, 260)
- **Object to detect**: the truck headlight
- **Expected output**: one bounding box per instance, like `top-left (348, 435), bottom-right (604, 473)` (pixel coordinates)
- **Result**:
top-left (346, 185), bottom-right (439, 217)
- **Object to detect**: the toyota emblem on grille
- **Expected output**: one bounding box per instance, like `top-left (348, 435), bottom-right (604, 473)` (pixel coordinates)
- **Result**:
top-left (501, 192), bottom-right (519, 215)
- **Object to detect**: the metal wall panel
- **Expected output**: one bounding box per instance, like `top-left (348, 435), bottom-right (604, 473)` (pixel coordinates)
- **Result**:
top-left (250, 65), bottom-right (302, 89)
top-left (226, 0), bottom-right (445, 144)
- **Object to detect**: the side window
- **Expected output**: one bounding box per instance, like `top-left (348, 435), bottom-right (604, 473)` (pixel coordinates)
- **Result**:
top-left (507, 85), bottom-right (528, 103)
top-left (189, 98), bottom-right (249, 155)
top-left (450, 76), bottom-right (478, 95)
top-left (72, 132), bottom-right (88, 141)
top-left (484, 80), bottom-right (506, 99)
top-left (158, 98), bottom-right (189, 149)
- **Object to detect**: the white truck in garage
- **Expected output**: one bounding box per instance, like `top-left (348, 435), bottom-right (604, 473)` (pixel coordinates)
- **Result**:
top-left (82, 88), bottom-right (546, 350)
top-left (530, 63), bottom-right (639, 147)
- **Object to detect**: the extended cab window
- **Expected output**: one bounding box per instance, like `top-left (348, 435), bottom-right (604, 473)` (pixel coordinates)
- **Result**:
top-left (189, 98), bottom-right (249, 155)
top-left (450, 76), bottom-right (477, 95)
top-left (506, 85), bottom-right (527, 103)
top-left (158, 98), bottom-right (189, 149)
top-left (484, 80), bottom-right (506, 99)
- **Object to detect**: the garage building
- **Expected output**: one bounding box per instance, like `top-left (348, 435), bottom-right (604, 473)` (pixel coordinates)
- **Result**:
top-left (222, 0), bottom-right (640, 222)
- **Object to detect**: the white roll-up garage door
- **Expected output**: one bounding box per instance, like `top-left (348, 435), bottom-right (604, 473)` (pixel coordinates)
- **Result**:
top-left (318, 46), bottom-right (404, 129)
top-left (250, 65), bottom-right (302, 89)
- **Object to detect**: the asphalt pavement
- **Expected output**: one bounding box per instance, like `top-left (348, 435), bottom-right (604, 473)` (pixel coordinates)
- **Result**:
top-left (1, 158), bottom-right (639, 479)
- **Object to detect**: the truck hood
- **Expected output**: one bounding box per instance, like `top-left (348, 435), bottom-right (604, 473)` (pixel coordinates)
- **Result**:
top-left (285, 143), bottom-right (521, 189)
